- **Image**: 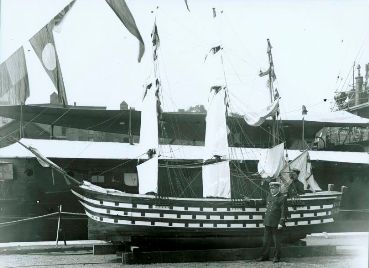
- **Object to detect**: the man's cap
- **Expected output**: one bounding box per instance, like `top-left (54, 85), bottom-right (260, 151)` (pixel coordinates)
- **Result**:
top-left (269, 182), bottom-right (281, 187)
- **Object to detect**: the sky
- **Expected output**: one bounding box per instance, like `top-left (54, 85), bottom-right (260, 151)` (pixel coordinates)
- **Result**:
top-left (1, 0), bottom-right (369, 118)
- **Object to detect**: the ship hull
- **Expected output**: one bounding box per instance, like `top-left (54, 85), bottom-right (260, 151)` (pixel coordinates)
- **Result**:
top-left (72, 186), bottom-right (342, 247)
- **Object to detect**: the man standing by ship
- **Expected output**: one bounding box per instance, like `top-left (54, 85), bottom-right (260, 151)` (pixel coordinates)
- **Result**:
top-left (257, 181), bottom-right (288, 263)
top-left (287, 169), bottom-right (305, 197)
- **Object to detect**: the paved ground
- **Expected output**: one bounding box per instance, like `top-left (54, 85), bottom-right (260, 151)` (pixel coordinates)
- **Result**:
top-left (0, 233), bottom-right (367, 268)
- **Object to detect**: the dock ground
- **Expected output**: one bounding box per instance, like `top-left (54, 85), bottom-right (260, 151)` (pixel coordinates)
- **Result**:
top-left (0, 232), bottom-right (367, 268)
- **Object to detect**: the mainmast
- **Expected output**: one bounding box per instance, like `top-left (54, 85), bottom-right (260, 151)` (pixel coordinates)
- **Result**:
top-left (136, 18), bottom-right (161, 195)
top-left (201, 7), bottom-right (231, 198)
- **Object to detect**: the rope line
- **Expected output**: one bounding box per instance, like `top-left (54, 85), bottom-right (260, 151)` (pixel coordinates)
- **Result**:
top-left (0, 211), bottom-right (87, 228)
top-left (0, 212), bottom-right (59, 226)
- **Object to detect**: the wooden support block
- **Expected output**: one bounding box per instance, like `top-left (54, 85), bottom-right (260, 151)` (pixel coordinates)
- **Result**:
top-left (121, 245), bottom-right (336, 264)
top-left (93, 244), bottom-right (124, 255)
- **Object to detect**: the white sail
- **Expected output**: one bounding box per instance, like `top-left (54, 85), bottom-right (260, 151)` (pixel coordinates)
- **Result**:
top-left (243, 98), bottom-right (279, 126)
top-left (202, 161), bottom-right (231, 198)
top-left (258, 143), bottom-right (285, 179)
top-left (279, 151), bottom-right (321, 193)
top-left (204, 88), bottom-right (228, 158)
top-left (307, 174), bottom-right (321, 192)
top-left (137, 155), bottom-right (158, 194)
top-left (139, 84), bottom-right (159, 152)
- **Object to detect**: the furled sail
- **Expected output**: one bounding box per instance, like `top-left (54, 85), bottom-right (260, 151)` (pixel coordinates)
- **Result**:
top-left (0, 47), bottom-right (29, 104)
top-left (204, 87), bottom-right (228, 158)
top-left (105, 0), bottom-right (145, 62)
top-left (243, 98), bottom-right (279, 126)
top-left (29, 0), bottom-right (75, 106)
top-left (258, 143), bottom-right (285, 179)
top-left (278, 151), bottom-right (321, 193)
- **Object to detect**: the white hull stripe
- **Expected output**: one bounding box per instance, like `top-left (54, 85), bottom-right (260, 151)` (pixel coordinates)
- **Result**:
top-left (85, 209), bottom-right (335, 229)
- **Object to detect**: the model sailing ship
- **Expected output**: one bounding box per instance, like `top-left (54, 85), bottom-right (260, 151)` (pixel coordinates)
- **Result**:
top-left (1, 1), bottom-right (343, 246)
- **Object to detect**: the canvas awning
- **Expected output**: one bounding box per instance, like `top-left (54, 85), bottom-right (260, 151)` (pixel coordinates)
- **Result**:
top-left (0, 138), bottom-right (367, 165)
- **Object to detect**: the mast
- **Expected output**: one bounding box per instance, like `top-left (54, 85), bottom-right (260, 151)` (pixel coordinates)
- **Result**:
top-left (262, 39), bottom-right (278, 146)
top-left (136, 18), bottom-right (161, 195)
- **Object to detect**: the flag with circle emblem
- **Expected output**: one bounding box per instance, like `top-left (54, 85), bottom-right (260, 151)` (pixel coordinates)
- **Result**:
top-left (29, 1), bottom-right (75, 106)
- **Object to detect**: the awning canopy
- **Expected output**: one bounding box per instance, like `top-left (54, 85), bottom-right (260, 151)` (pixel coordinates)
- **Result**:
top-left (0, 138), bottom-right (367, 165)
top-left (279, 110), bottom-right (369, 127)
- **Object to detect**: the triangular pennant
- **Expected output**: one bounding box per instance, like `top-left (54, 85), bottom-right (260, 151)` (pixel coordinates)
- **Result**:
top-left (106, 0), bottom-right (145, 62)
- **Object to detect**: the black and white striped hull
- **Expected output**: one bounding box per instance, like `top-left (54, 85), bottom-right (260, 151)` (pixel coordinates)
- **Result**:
top-left (71, 186), bottom-right (342, 244)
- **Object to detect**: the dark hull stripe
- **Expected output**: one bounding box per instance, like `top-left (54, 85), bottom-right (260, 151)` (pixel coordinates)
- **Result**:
top-left (82, 205), bottom-right (334, 227)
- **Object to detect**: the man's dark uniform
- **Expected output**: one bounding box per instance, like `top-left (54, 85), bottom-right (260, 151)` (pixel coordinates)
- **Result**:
top-left (287, 170), bottom-right (305, 198)
top-left (287, 179), bottom-right (304, 197)
top-left (259, 188), bottom-right (288, 261)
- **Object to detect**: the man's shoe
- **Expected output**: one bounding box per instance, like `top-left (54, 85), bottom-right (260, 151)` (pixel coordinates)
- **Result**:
top-left (273, 257), bottom-right (280, 263)
top-left (256, 256), bottom-right (269, 262)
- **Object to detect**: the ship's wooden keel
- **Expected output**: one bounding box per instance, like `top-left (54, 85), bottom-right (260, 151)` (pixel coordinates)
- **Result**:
top-left (121, 245), bottom-right (337, 264)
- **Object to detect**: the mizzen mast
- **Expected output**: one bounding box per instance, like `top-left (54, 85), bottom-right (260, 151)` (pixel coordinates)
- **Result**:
top-left (259, 39), bottom-right (278, 146)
